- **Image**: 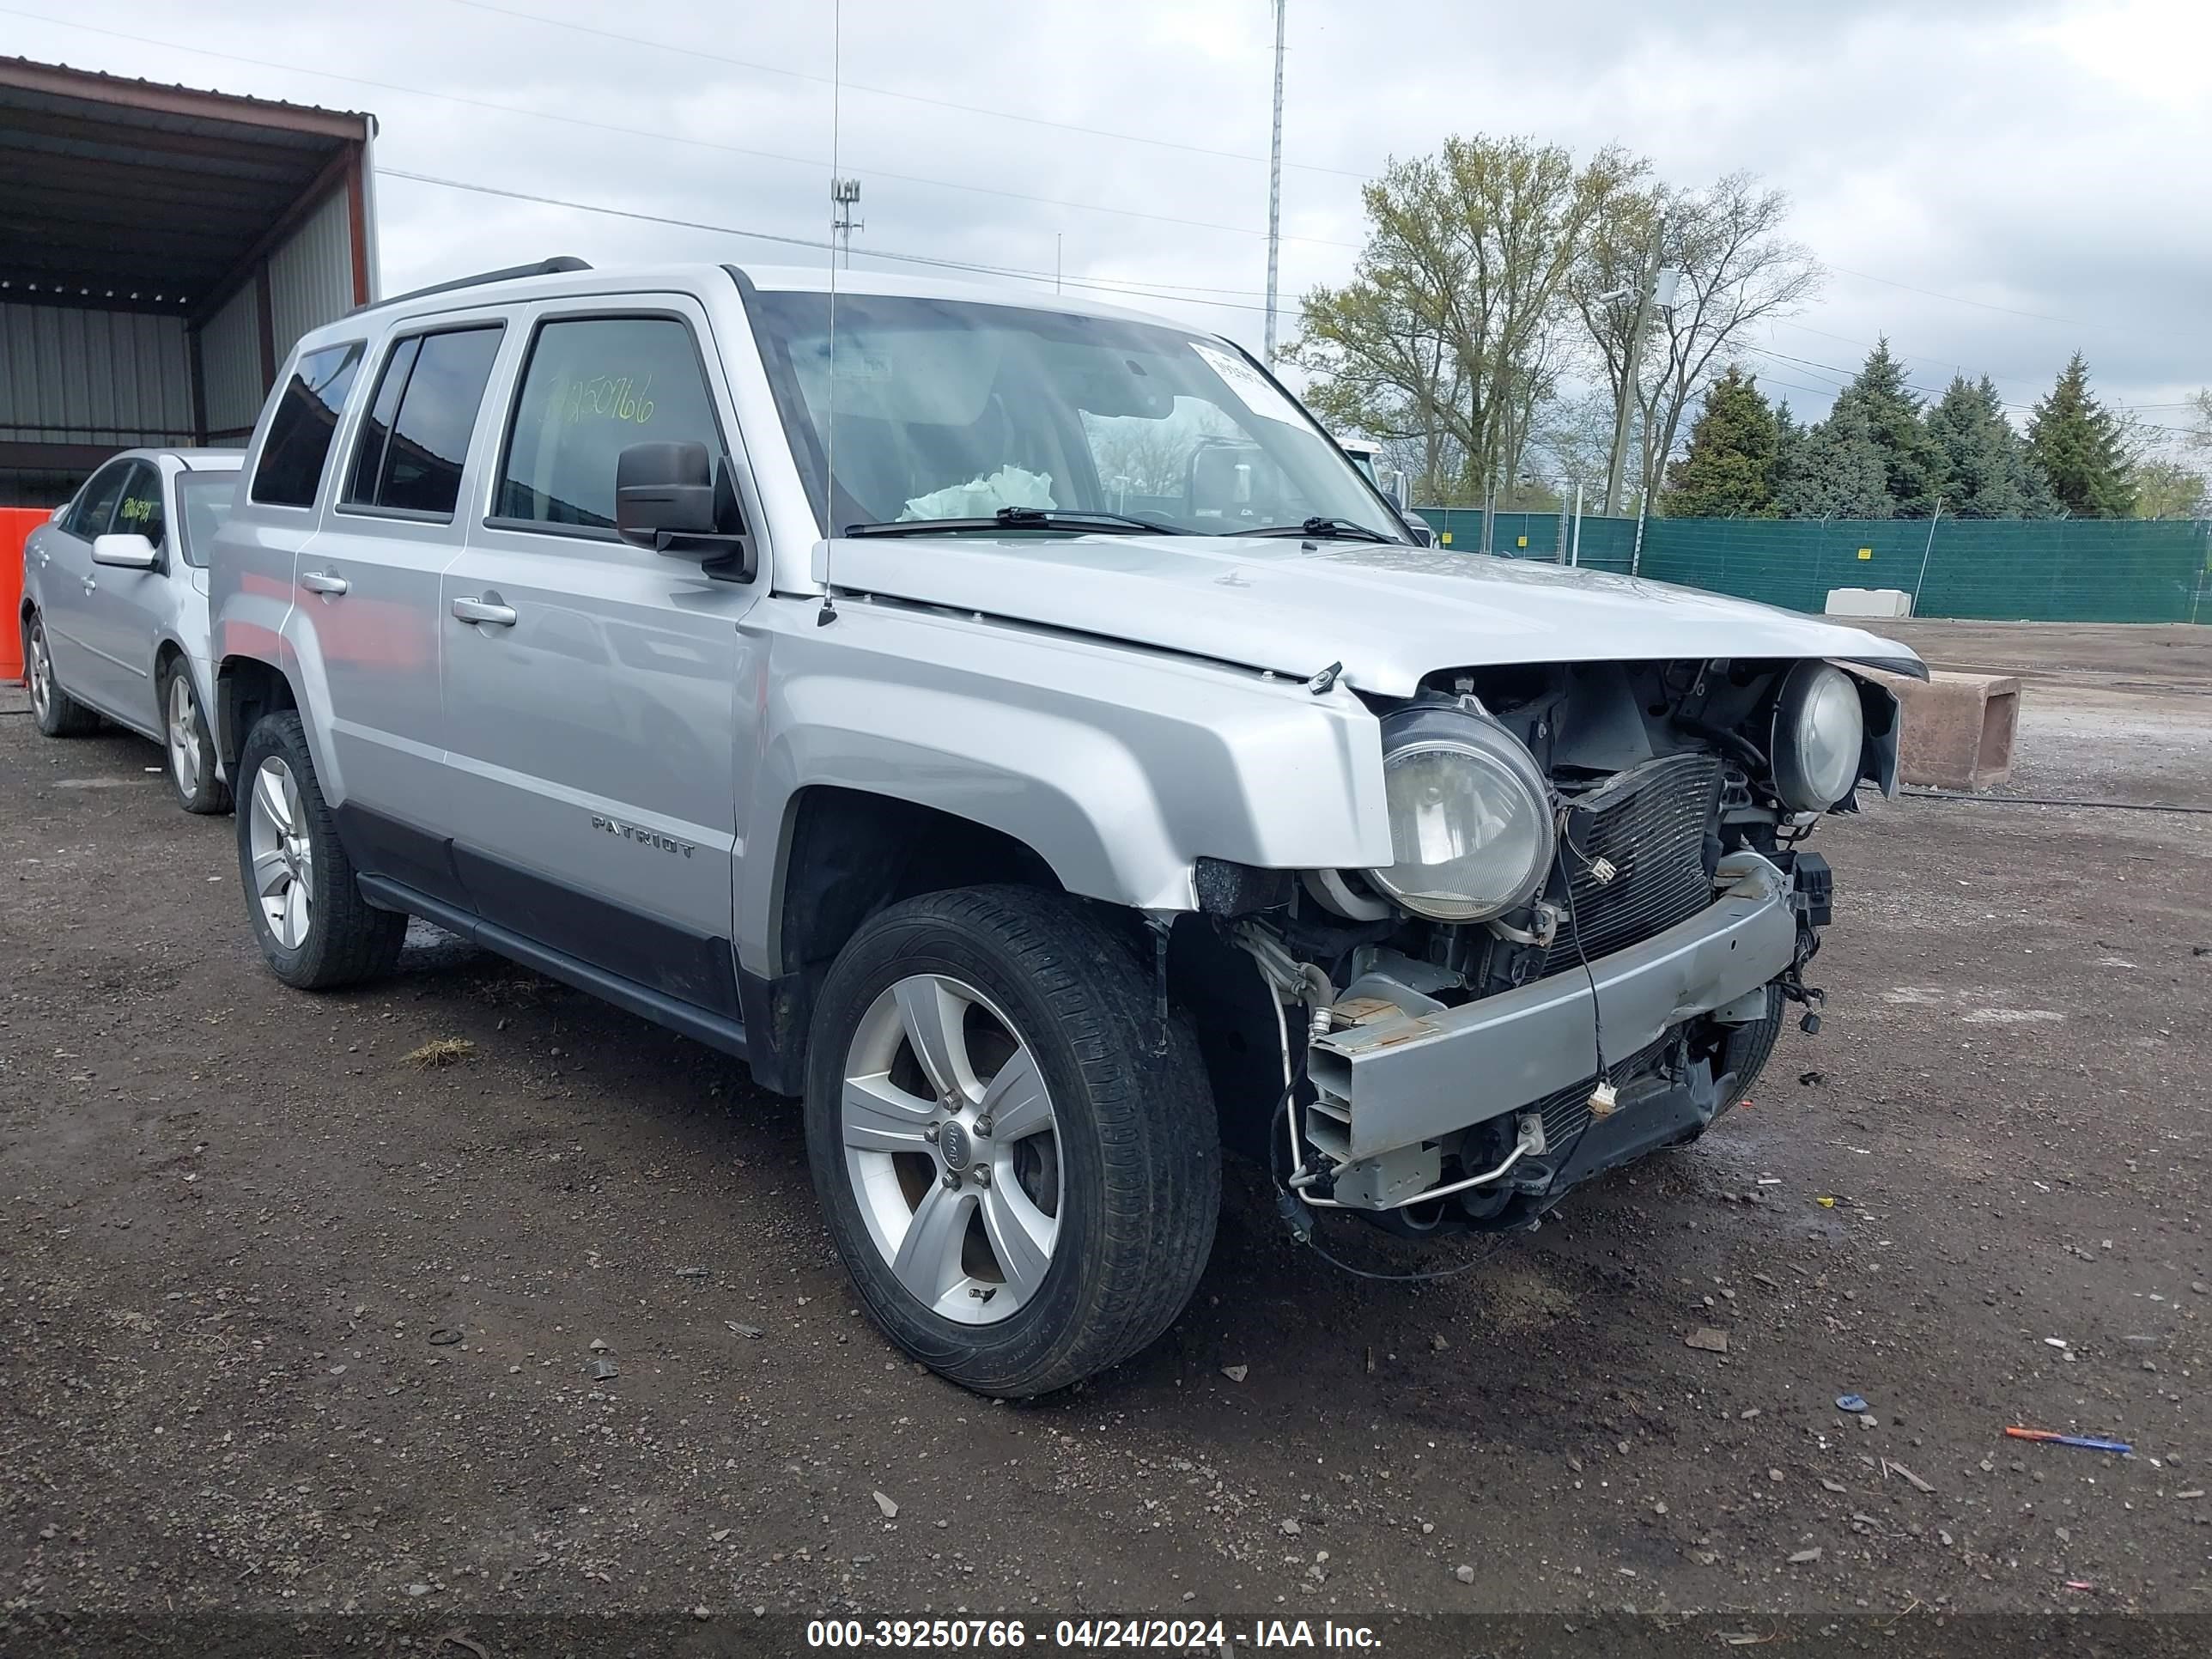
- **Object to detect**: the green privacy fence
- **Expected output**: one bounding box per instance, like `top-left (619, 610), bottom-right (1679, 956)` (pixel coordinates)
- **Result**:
top-left (1411, 509), bottom-right (2212, 624)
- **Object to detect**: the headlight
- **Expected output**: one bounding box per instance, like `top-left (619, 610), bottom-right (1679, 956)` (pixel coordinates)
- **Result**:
top-left (1771, 662), bottom-right (1865, 811)
top-left (1366, 708), bottom-right (1555, 922)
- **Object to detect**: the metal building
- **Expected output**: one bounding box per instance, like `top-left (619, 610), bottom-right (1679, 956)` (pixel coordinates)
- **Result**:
top-left (0, 56), bottom-right (380, 507)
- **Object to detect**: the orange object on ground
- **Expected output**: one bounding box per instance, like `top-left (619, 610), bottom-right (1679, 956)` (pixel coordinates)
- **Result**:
top-left (0, 506), bottom-right (55, 681)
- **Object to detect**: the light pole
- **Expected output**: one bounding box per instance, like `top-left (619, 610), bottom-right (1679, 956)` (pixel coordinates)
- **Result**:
top-left (830, 177), bottom-right (863, 269)
top-left (1263, 0), bottom-right (1285, 367)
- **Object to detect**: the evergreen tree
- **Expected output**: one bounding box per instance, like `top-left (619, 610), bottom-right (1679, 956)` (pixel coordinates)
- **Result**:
top-left (1923, 375), bottom-right (2058, 518)
top-left (1774, 395), bottom-right (1892, 519)
top-left (1827, 338), bottom-right (1949, 515)
top-left (2028, 352), bottom-right (2136, 518)
top-left (1770, 399), bottom-right (1805, 507)
top-left (1662, 367), bottom-right (1780, 516)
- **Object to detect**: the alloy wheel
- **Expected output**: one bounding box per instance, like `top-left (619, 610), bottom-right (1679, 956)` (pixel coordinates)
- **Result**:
top-left (841, 974), bottom-right (1062, 1325)
top-left (27, 623), bottom-right (52, 722)
top-left (167, 674), bottom-right (203, 795)
top-left (246, 757), bottom-right (313, 949)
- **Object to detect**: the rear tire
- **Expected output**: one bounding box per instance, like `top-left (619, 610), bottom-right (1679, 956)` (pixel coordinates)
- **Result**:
top-left (234, 711), bottom-right (404, 989)
top-left (161, 661), bottom-right (230, 815)
top-left (805, 886), bottom-right (1219, 1397)
top-left (24, 611), bottom-right (100, 738)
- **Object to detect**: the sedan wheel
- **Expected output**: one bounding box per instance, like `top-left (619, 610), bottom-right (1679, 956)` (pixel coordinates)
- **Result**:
top-left (842, 973), bottom-right (1063, 1325)
top-left (167, 675), bottom-right (202, 792)
top-left (23, 614), bottom-right (100, 738)
top-left (246, 756), bottom-right (314, 950)
top-left (27, 623), bottom-right (52, 721)
top-left (161, 666), bottom-right (229, 814)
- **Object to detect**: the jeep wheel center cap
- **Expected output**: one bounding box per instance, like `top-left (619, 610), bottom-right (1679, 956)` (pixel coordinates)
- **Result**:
top-left (938, 1120), bottom-right (972, 1172)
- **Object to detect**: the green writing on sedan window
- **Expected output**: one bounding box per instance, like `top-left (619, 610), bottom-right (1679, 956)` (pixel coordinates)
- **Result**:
top-left (119, 496), bottom-right (157, 523)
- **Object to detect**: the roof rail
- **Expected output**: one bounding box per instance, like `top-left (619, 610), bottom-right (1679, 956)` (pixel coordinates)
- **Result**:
top-left (349, 256), bottom-right (592, 317)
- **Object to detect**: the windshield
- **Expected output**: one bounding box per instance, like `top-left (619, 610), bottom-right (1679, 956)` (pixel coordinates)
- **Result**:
top-left (745, 290), bottom-right (1406, 540)
top-left (174, 471), bottom-right (238, 568)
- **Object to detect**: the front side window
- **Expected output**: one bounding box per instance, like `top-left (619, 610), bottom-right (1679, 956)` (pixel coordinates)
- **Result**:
top-left (251, 342), bottom-right (365, 508)
top-left (115, 461), bottom-right (164, 545)
top-left (495, 316), bottom-right (722, 532)
top-left (744, 290), bottom-right (1402, 540)
top-left (344, 325), bottom-right (504, 518)
top-left (66, 460), bottom-right (131, 539)
top-left (174, 472), bottom-right (238, 568)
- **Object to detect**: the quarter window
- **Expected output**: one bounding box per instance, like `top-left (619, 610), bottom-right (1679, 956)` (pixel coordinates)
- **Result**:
top-left (344, 325), bottom-right (504, 519)
top-left (252, 342), bottom-right (365, 508)
top-left (495, 316), bottom-right (721, 532)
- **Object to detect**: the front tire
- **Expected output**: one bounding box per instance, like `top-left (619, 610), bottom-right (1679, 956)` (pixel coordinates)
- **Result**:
top-left (161, 662), bottom-right (230, 815)
top-left (234, 711), bottom-right (404, 989)
top-left (24, 611), bottom-right (100, 738)
top-left (805, 886), bottom-right (1220, 1397)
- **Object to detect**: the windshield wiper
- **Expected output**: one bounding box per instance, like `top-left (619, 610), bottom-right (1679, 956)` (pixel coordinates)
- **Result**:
top-left (844, 506), bottom-right (1182, 538)
top-left (1241, 515), bottom-right (1399, 544)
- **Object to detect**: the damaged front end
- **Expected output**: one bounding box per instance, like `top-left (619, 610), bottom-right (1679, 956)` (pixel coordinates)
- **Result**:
top-left (1201, 654), bottom-right (1899, 1237)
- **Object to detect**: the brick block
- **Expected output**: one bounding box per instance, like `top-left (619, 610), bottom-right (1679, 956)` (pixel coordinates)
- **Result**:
top-left (1858, 668), bottom-right (2021, 791)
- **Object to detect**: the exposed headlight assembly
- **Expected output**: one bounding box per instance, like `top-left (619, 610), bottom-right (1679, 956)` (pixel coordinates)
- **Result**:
top-left (1771, 662), bottom-right (1866, 811)
top-left (1365, 707), bottom-right (1555, 922)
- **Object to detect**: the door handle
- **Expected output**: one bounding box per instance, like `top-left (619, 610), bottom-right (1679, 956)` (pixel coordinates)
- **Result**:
top-left (82, 577), bottom-right (97, 594)
top-left (452, 596), bottom-right (518, 627)
top-left (301, 570), bottom-right (349, 596)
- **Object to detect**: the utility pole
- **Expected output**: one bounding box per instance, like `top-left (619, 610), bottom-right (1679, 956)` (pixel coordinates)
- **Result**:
top-left (1263, 0), bottom-right (1285, 366)
top-left (1602, 212), bottom-right (1666, 517)
top-left (830, 177), bottom-right (863, 268)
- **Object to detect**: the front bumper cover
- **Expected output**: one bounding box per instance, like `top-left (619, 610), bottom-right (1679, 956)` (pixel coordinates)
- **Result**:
top-left (1306, 852), bottom-right (1799, 1167)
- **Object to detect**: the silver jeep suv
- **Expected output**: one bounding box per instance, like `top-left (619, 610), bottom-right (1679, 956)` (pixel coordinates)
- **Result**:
top-left (208, 257), bottom-right (1922, 1395)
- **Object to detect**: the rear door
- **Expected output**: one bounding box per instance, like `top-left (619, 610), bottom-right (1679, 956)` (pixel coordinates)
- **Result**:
top-left (312, 316), bottom-right (507, 902)
top-left (439, 297), bottom-right (765, 1018)
top-left (75, 459), bottom-right (170, 729)
top-left (37, 458), bottom-right (131, 697)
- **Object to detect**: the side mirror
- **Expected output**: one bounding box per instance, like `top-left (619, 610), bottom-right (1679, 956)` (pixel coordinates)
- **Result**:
top-left (92, 532), bottom-right (158, 568)
top-left (615, 441), bottom-right (752, 580)
top-left (1404, 520), bottom-right (1436, 548)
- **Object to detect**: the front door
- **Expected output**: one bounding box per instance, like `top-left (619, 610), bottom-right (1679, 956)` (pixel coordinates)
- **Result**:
top-left (440, 300), bottom-right (766, 1021)
top-left (75, 459), bottom-right (170, 728)
top-left (37, 457), bottom-right (131, 701)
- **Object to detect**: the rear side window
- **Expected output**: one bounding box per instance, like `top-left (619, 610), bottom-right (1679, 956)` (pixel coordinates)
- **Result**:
top-left (65, 460), bottom-right (131, 538)
top-left (252, 342), bottom-right (365, 508)
top-left (116, 461), bottom-right (164, 545)
top-left (495, 316), bottom-right (721, 532)
top-left (343, 325), bottom-right (504, 519)
top-left (174, 472), bottom-right (237, 568)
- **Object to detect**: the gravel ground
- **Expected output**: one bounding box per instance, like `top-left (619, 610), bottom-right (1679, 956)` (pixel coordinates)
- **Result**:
top-left (3, 622), bottom-right (2209, 1651)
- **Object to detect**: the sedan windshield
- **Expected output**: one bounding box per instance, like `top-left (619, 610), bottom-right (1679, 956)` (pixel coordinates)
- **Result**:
top-left (174, 471), bottom-right (239, 568)
top-left (744, 289), bottom-right (1406, 542)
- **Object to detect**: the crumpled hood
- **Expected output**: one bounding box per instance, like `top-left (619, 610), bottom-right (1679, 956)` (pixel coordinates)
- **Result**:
top-left (823, 533), bottom-right (1923, 696)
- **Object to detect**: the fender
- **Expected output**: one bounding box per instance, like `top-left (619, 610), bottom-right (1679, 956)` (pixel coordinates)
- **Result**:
top-left (736, 597), bottom-right (1393, 977)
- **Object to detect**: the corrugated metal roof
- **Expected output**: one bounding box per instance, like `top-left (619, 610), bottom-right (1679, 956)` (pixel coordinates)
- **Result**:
top-left (0, 55), bottom-right (372, 130)
top-left (0, 55), bottom-right (371, 314)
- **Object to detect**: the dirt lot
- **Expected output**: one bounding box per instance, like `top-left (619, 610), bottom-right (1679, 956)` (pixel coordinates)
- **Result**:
top-left (3, 622), bottom-right (2209, 1650)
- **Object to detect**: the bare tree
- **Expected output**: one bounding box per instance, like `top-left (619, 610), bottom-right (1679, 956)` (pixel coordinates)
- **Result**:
top-left (1288, 135), bottom-right (1645, 504)
top-left (1571, 173), bottom-right (1823, 512)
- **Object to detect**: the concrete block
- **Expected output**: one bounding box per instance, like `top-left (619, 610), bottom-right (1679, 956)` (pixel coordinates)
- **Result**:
top-left (1825, 586), bottom-right (1913, 618)
top-left (1858, 667), bottom-right (2021, 791)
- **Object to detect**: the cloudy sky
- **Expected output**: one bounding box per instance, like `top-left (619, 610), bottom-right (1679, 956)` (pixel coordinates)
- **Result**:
top-left (9, 0), bottom-right (2206, 444)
